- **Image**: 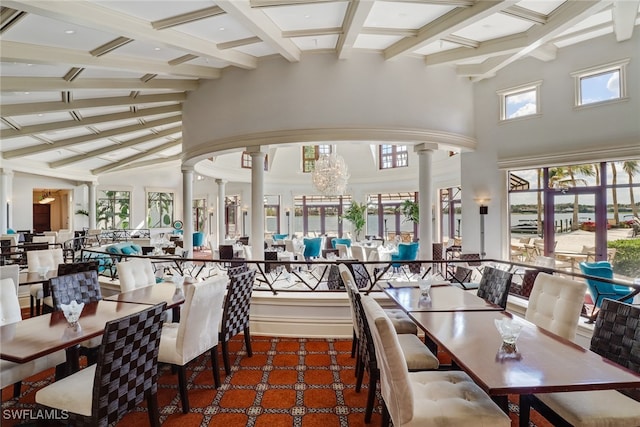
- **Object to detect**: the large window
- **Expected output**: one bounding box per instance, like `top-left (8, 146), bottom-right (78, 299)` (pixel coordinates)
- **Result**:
top-left (379, 145), bottom-right (408, 169)
top-left (302, 145), bottom-right (331, 173)
top-left (366, 192), bottom-right (417, 241)
top-left (264, 195), bottom-right (280, 235)
top-left (497, 81), bottom-right (541, 121)
top-left (147, 191), bottom-right (174, 228)
top-left (572, 59), bottom-right (628, 107)
top-left (193, 198), bottom-right (206, 232)
top-left (293, 195), bottom-right (347, 236)
top-left (96, 190), bottom-right (130, 229)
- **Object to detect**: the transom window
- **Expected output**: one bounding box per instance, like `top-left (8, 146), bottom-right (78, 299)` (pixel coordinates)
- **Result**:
top-left (302, 145), bottom-right (332, 173)
top-left (497, 81), bottom-right (541, 121)
top-left (241, 151), bottom-right (268, 171)
top-left (379, 145), bottom-right (408, 169)
top-left (571, 59), bottom-right (628, 107)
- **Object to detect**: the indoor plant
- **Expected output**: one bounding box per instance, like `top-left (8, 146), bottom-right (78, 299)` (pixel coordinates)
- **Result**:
top-left (400, 199), bottom-right (419, 224)
top-left (342, 201), bottom-right (367, 241)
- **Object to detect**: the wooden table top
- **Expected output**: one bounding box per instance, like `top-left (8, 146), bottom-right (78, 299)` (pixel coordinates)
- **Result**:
top-left (409, 310), bottom-right (640, 396)
top-left (104, 282), bottom-right (185, 309)
top-left (0, 300), bottom-right (147, 364)
top-left (383, 285), bottom-right (503, 312)
top-left (18, 271), bottom-right (57, 286)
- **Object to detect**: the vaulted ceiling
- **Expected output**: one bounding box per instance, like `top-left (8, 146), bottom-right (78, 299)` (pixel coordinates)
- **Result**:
top-left (1, 0), bottom-right (638, 180)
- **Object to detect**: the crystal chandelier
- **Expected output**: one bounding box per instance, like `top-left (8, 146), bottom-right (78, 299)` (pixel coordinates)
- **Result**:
top-left (311, 153), bottom-right (350, 196)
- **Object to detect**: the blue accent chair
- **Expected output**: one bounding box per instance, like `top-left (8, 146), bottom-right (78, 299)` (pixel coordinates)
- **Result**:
top-left (391, 242), bottom-right (419, 268)
top-left (331, 238), bottom-right (352, 249)
top-left (303, 237), bottom-right (322, 259)
top-left (272, 234), bottom-right (288, 242)
top-left (193, 232), bottom-right (205, 249)
top-left (579, 261), bottom-right (633, 308)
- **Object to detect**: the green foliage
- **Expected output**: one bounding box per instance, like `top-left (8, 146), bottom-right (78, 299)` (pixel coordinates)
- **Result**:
top-left (342, 202), bottom-right (367, 234)
top-left (75, 209), bottom-right (89, 216)
top-left (400, 199), bottom-right (419, 224)
top-left (609, 239), bottom-right (640, 277)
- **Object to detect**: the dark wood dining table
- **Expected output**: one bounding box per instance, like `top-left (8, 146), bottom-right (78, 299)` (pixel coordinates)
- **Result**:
top-left (103, 282), bottom-right (185, 309)
top-left (18, 270), bottom-right (57, 286)
top-left (383, 285), bottom-right (503, 312)
top-left (0, 300), bottom-right (148, 372)
top-left (408, 310), bottom-right (640, 426)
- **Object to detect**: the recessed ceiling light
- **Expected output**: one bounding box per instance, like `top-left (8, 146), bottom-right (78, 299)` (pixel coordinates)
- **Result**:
top-left (154, 47), bottom-right (161, 51)
top-left (37, 113), bottom-right (44, 117)
top-left (304, 15), bottom-right (310, 19)
top-left (64, 29), bottom-right (75, 34)
top-left (24, 92), bottom-right (30, 95)
top-left (219, 27), bottom-right (225, 31)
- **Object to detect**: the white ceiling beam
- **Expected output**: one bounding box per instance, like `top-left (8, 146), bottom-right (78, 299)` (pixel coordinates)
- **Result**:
top-left (2, 93), bottom-right (185, 116)
top-left (338, 0), bottom-right (375, 59)
top-left (282, 27), bottom-right (342, 38)
top-left (250, 0), bottom-right (340, 7)
top-left (217, 36), bottom-right (262, 50)
top-left (0, 104), bottom-right (181, 139)
top-left (3, 117), bottom-right (181, 158)
top-left (361, 27), bottom-right (418, 37)
top-left (500, 5), bottom-right (547, 25)
top-left (424, 33), bottom-right (527, 66)
top-left (216, 0), bottom-right (301, 62)
top-left (441, 34), bottom-right (479, 48)
top-left (151, 6), bottom-right (225, 30)
top-left (612, 0), bottom-right (639, 41)
top-left (94, 153), bottom-right (182, 175)
top-left (91, 143), bottom-right (182, 174)
top-left (1, 41), bottom-right (220, 79)
top-left (3, 0), bottom-right (257, 70)
top-left (51, 128), bottom-right (182, 168)
top-left (528, 43), bottom-right (557, 62)
top-left (0, 77), bottom-right (199, 92)
top-left (455, 55), bottom-right (510, 77)
top-left (384, 0), bottom-right (518, 60)
top-left (471, 0), bottom-right (613, 81)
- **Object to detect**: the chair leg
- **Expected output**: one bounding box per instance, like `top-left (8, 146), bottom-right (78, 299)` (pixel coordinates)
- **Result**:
top-left (13, 381), bottom-right (21, 398)
top-left (177, 365), bottom-right (190, 413)
top-left (210, 346), bottom-right (221, 388)
top-left (30, 295), bottom-right (35, 317)
top-left (244, 326), bottom-right (252, 357)
top-left (519, 395), bottom-right (531, 427)
top-left (355, 359), bottom-right (365, 393)
top-left (222, 340), bottom-right (231, 375)
top-left (351, 330), bottom-right (357, 358)
top-left (364, 368), bottom-right (378, 424)
top-left (381, 399), bottom-right (391, 427)
top-left (146, 390), bottom-right (161, 427)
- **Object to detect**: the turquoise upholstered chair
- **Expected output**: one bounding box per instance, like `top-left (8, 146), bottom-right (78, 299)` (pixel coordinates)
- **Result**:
top-left (331, 238), bottom-right (352, 249)
top-left (579, 261), bottom-right (633, 308)
top-left (272, 234), bottom-right (288, 242)
top-left (193, 232), bottom-right (205, 249)
top-left (391, 242), bottom-right (419, 268)
top-left (303, 237), bottom-right (322, 259)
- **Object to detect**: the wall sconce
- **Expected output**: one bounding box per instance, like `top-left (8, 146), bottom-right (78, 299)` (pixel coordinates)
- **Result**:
top-left (285, 208), bottom-right (291, 235)
top-left (474, 197), bottom-right (490, 258)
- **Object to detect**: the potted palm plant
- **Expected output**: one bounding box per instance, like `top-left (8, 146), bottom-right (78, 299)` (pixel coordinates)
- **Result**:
top-left (342, 201), bottom-right (367, 241)
top-left (400, 199), bottom-right (419, 224)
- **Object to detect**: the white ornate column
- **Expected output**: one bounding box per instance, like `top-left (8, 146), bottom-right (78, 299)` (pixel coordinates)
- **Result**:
top-left (0, 168), bottom-right (13, 233)
top-left (88, 181), bottom-right (97, 229)
top-left (216, 179), bottom-right (227, 246)
top-left (249, 146), bottom-right (267, 261)
top-left (416, 144), bottom-right (437, 261)
top-left (182, 167), bottom-right (194, 257)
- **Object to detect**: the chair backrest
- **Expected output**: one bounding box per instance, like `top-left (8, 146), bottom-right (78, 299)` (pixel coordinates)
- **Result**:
top-left (57, 261), bottom-right (99, 276)
top-left (338, 264), bottom-right (358, 337)
top-left (578, 261), bottom-right (627, 308)
top-left (453, 265), bottom-right (472, 283)
top-left (589, 298), bottom-right (640, 401)
top-left (336, 243), bottom-right (352, 259)
top-left (0, 277), bottom-right (22, 325)
top-left (525, 272), bottom-right (587, 341)
top-left (303, 237), bottom-right (322, 258)
top-left (220, 269), bottom-right (256, 342)
top-left (0, 264), bottom-right (20, 294)
top-left (116, 258), bottom-right (156, 292)
top-left (396, 242), bottom-right (419, 261)
top-left (177, 277), bottom-right (226, 363)
top-left (351, 245), bottom-right (367, 262)
top-left (219, 244), bottom-right (234, 260)
top-left (49, 270), bottom-right (102, 310)
top-left (331, 238), bottom-right (352, 249)
top-left (284, 239), bottom-right (295, 253)
top-left (227, 263), bottom-right (249, 277)
top-left (476, 266), bottom-right (513, 309)
top-left (361, 295), bottom-right (413, 426)
top-left (345, 274), bottom-right (378, 376)
top-left (32, 235), bottom-right (55, 245)
top-left (1, 234), bottom-right (19, 247)
top-left (243, 245), bottom-right (253, 260)
top-left (238, 236), bottom-right (249, 246)
top-left (432, 242), bottom-right (443, 261)
top-left (26, 248), bottom-right (64, 272)
top-left (91, 303), bottom-right (165, 425)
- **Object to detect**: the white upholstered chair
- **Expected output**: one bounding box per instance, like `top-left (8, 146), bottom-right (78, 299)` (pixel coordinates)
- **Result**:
top-left (525, 272), bottom-right (587, 342)
top-left (27, 248), bottom-right (64, 316)
top-left (32, 235), bottom-right (56, 245)
top-left (1, 277), bottom-right (66, 399)
top-left (158, 276), bottom-right (227, 413)
top-left (351, 245), bottom-right (367, 262)
top-left (361, 295), bottom-right (511, 427)
top-left (116, 258), bottom-right (156, 292)
top-left (336, 243), bottom-right (352, 259)
top-left (0, 264), bottom-right (20, 294)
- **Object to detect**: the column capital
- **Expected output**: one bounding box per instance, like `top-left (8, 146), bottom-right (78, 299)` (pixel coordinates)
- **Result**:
top-left (215, 179), bottom-right (228, 185)
top-left (181, 165), bottom-right (195, 173)
top-left (246, 145), bottom-right (268, 155)
top-left (0, 168), bottom-right (14, 176)
top-left (414, 143), bottom-right (438, 153)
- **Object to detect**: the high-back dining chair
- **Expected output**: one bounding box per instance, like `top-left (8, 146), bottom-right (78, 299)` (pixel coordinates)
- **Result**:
top-left (158, 277), bottom-right (227, 412)
top-left (0, 277), bottom-right (66, 399)
top-left (476, 266), bottom-right (513, 309)
top-left (219, 269), bottom-right (256, 375)
top-left (27, 248), bottom-right (64, 316)
top-left (116, 258), bottom-right (156, 292)
top-left (361, 295), bottom-right (510, 427)
top-left (579, 261), bottom-right (633, 311)
top-left (522, 299), bottom-right (640, 427)
top-left (525, 272), bottom-right (587, 342)
top-left (36, 303), bottom-right (166, 427)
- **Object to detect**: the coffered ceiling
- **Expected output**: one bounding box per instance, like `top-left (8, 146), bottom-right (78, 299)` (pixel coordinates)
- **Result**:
top-left (1, 0), bottom-right (637, 179)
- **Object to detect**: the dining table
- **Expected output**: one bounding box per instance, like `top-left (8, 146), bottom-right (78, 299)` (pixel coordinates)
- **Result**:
top-left (408, 310), bottom-right (640, 426)
top-left (382, 283), bottom-right (502, 312)
top-left (18, 270), bottom-right (57, 286)
top-left (0, 300), bottom-right (149, 373)
top-left (103, 282), bottom-right (185, 309)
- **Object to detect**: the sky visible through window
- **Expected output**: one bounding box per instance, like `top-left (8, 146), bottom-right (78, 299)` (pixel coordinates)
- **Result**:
top-left (506, 89), bottom-right (536, 119)
top-left (581, 70), bottom-right (620, 105)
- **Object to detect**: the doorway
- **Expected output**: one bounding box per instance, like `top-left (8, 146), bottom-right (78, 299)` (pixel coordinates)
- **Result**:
top-left (33, 203), bottom-right (51, 232)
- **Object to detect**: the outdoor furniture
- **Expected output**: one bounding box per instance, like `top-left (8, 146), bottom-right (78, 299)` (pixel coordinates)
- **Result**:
top-left (35, 303), bottom-right (166, 427)
top-left (158, 277), bottom-right (227, 412)
top-left (579, 261), bottom-right (633, 312)
top-left (523, 298), bottom-right (640, 427)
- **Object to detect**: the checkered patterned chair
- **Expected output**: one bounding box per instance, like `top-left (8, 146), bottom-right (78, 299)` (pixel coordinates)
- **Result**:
top-left (521, 299), bottom-right (640, 427)
top-left (219, 269), bottom-right (257, 374)
top-left (227, 263), bottom-right (249, 277)
top-left (158, 277), bottom-right (227, 413)
top-left (49, 270), bottom-right (102, 311)
top-left (475, 266), bottom-right (513, 309)
top-left (36, 303), bottom-right (166, 427)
